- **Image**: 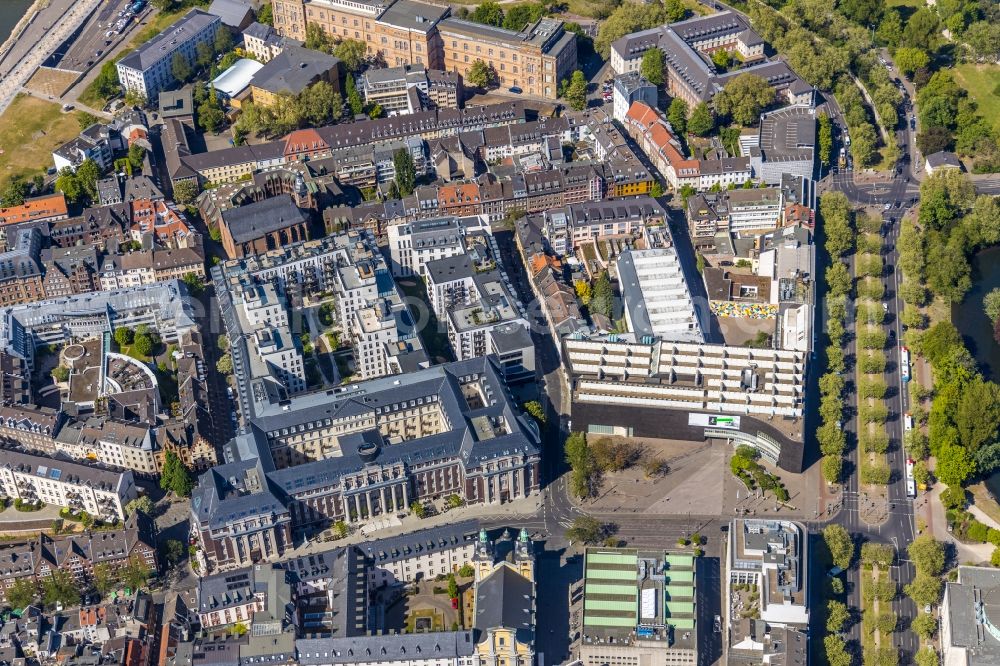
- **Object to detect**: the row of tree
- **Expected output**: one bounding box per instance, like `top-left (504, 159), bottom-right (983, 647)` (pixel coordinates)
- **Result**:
top-left (816, 192), bottom-right (854, 484)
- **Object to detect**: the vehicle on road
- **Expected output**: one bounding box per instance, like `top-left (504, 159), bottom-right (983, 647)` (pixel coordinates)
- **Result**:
top-left (883, 203), bottom-right (891, 210)
top-left (508, 86), bottom-right (522, 94)
top-left (901, 345), bottom-right (911, 382)
top-left (906, 459), bottom-right (917, 498)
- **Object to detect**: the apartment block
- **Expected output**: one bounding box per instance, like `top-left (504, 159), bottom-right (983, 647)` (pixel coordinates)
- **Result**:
top-left (387, 215), bottom-right (490, 278)
top-left (0, 512), bottom-right (157, 607)
top-left (426, 254), bottom-right (528, 361)
top-left (116, 9), bottom-right (222, 103)
top-left (361, 63), bottom-right (463, 114)
top-left (0, 449), bottom-right (138, 521)
top-left (234, 281), bottom-right (308, 395)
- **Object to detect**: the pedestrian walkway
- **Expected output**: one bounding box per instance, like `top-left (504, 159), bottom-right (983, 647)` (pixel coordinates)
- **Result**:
top-left (918, 482), bottom-right (994, 563)
top-left (280, 494), bottom-right (545, 560)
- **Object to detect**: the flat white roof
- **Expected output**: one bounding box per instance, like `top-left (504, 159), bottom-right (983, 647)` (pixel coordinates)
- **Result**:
top-left (211, 58), bottom-right (264, 98)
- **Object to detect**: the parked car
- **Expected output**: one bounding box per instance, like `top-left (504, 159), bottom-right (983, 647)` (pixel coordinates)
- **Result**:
top-left (508, 86), bottom-right (522, 94)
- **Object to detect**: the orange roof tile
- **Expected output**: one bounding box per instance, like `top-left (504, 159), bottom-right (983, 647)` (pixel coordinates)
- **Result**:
top-left (0, 193), bottom-right (68, 226)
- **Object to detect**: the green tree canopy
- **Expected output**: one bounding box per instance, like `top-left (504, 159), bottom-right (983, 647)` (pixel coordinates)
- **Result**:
top-left (467, 59), bottom-right (498, 89)
top-left (160, 450), bottom-right (195, 497)
top-left (667, 98), bottom-right (688, 134)
top-left (6, 578), bottom-right (37, 610)
top-left (687, 102), bottom-right (714, 136)
top-left (469, 1), bottom-right (504, 27)
top-left (393, 148), bottom-right (417, 197)
top-left (124, 495), bottom-right (155, 517)
top-left (562, 70), bottom-right (588, 111)
top-left (171, 52), bottom-right (193, 83)
top-left (823, 524), bottom-right (854, 570)
top-left (565, 516), bottom-right (608, 544)
top-left (640, 48), bottom-right (665, 86)
top-left (334, 38), bottom-right (368, 73)
top-left (714, 74), bottom-right (775, 126)
top-left (908, 535), bottom-right (945, 577)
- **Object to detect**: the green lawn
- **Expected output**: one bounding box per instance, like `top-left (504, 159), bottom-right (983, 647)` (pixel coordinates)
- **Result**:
top-left (953, 63), bottom-right (1000, 134)
top-left (0, 94), bottom-right (86, 189)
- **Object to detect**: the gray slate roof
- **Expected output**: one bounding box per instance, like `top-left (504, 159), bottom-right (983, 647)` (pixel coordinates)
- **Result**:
top-left (220, 195), bottom-right (309, 244)
top-left (475, 565), bottom-right (534, 644)
top-left (296, 632), bottom-right (476, 665)
top-left (118, 10), bottom-right (220, 72)
top-left (251, 45), bottom-right (339, 96)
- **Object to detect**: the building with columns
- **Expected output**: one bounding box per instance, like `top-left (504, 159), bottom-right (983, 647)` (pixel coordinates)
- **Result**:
top-left (191, 356), bottom-right (540, 572)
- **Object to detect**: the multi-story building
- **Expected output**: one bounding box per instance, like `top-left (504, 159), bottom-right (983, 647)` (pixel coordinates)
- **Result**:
top-left (235, 281), bottom-right (308, 394)
top-left (612, 71), bottom-right (657, 123)
top-left (438, 17), bottom-right (576, 99)
top-left (0, 404), bottom-right (64, 451)
top-left (725, 187), bottom-right (783, 235)
top-left (98, 246), bottom-right (206, 291)
top-left (564, 332), bottom-right (807, 471)
top-left (249, 45), bottom-right (341, 107)
top-left (725, 519), bottom-right (809, 664)
top-left (539, 196), bottom-right (665, 257)
top-left (426, 254), bottom-right (528, 362)
top-left (178, 101), bottom-right (526, 186)
top-left (387, 215), bottom-right (489, 278)
top-left (214, 229), bottom-right (425, 386)
top-left (0, 193), bottom-right (69, 229)
top-left (623, 101), bottom-right (750, 191)
top-left (42, 245), bottom-right (101, 297)
top-left (116, 9), bottom-right (222, 103)
top-left (52, 123), bottom-right (122, 173)
top-left (0, 227), bottom-right (45, 307)
top-left (942, 565), bottom-right (1000, 665)
top-left (242, 21), bottom-right (298, 62)
top-left (610, 12), bottom-right (813, 110)
top-left (0, 281), bottom-right (197, 370)
top-left (273, 0), bottom-right (576, 99)
top-left (579, 548), bottom-right (698, 666)
top-left (361, 63), bottom-right (463, 114)
top-left (0, 449), bottom-right (138, 521)
top-left (748, 106), bottom-right (817, 185)
top-left (191, 356), bottom-right (541, 570)
top-left (0, 512), bottom-right (157, 607)
top-left (617, 225), bottom-right (707, 343)
top-left (197, 563), bottom-right (296, 629)
top-left (611, 11), bottom-right (764, 79)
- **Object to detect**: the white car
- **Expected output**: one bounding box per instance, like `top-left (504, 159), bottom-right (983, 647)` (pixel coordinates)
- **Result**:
top-left (883, 203), bottom-right (891, 210)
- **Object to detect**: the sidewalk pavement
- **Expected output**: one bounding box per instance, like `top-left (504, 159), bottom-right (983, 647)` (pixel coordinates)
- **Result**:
top-left (279, 494), bottom-right (545, 560)
top-left (919, 482), bottom-right (993, 564)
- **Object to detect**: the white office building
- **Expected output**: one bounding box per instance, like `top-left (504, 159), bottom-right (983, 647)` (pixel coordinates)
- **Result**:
top-left (116, 9), bottom-right (222, 103)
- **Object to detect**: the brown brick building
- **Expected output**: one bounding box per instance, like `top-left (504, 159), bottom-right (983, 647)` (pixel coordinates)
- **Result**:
top-left (272, 0), bottom-right (577, 99)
